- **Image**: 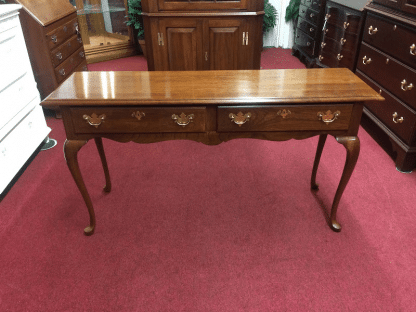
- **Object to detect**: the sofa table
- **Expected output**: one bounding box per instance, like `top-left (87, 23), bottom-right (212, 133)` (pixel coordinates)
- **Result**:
top-left (41, 69), bottom-right (383, 235)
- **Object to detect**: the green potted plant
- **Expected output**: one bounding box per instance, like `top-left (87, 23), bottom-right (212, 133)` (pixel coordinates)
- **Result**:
top-left (126, 0), bottom-right (146, 57)
top-left (263, 0), bottom-right (278, 34)
top-left (285, 0), bottom-right (301, 23)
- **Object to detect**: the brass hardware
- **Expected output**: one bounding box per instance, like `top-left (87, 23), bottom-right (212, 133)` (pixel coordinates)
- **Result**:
top-left (343, 22), bottom-right (349, 29)
top-left (392, 112), bottom-right (404, 124)
top-left (362, 56), bottom-right (372, 65)
top-left (307, 42), bottom-right (311, 46)
top-left (277, 109), bottom-right (291, 118)
top-left (244, 32), bottom-right (249, 45)
top-left (242, 32), bottom-right (246, 45)
top-left (132, 111), bottom-right (145, 120)
top-left (205, 52), bottom-right (208, 61)
top-left (77, 37), bottom-right (82, 43)
top-left (157, 33), bottom-right (164, 46)
top-left (79, 51), bottom-right (85, 58)
top-left (319, 55), bottom-right (324, 61)
top-left (410, 44), bottom-right (416, 56)
top-left (317, 110), bottom-right (340, 124)
top-left (56, 52), bottom-right (63, 60)
top-left (386, 58), bottom-right (390, 64)
top-left (393, 25), bottom-right (397, 30)
top-left (321, 42), bottom-right (326, 49)
top-left (325, 14), bottom-right (331, 20)
top-left (59, 69), bottom-right (66, 76)
top-left (325, 28), bottom-right (329, 33)
top-left (310, 27), bottom-right (314, 32)
top-left (337, 54), bottom-right (343, 61)
top-left (83, 113), bottom-right (106, 128)
top-left (51, 35), bottom-right (57, 43)
top-left (75, 24), bottom-right (79, 34)
top-left (379, 89), bottom-right (382, 95)
top-left (229, 112), bottom-right (252, 127)
top-left (310, 13), bottom-right (315, 18)
top-left (340, 38), bottom-right (346, 45)
top-left (401, 79), bottom-right (414, 91)
top-left (368, 26), bottom-right (378, 35)
top-left (172, 113), bottom-right (194, 127)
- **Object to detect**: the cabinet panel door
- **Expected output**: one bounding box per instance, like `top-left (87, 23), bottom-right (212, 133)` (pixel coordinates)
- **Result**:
top-left (207, 19), bottom-right (243, 70)
top-left (157, 0), bottom-right (248, 11)
top-left (157, 19), bottom-right (203, 71)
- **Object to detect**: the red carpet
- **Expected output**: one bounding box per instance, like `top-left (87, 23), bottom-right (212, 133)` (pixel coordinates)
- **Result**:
top-left (1, 48), bottom-right (416, 311)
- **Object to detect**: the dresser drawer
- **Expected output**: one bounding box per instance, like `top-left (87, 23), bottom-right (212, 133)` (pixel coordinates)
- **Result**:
top-left (318, 47), bottom-right (355, 70)
top-left (301, 0), bottom-right (323, 12)
top-left (324, 6), bottom-right (361, 34)
top-left (322, 26), bottom-right (358, 51)
top-left (46, 18), bottom-right (79, 50)
top-left (299, 4), bottom-right (319, 25)
top-left (363, 13), bottom-right (416, 68)
top-left (50, 35), bottom-right (83, 67)
top-left (55, 47), bottom-right (86, 83)
top-left (357, 43), bottom-right (416, 111)
top-left (69, 107), bottom-right (207, 134)
top-left (356, 71), bottom-right (416, 145)
top-left (295, 29), bottom-right (315, 56)
top-left (217, 105), bottom-right (353, 132)
top-left (297, 17), bottom-right (318, 39)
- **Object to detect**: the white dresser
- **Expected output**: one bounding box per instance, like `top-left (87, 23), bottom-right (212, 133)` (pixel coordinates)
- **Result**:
top-left (0, 4), bottom-right (51, 194)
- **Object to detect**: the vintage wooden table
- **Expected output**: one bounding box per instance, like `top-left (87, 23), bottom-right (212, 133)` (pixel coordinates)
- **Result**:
top-left (41, 69), bottom-right (384, 235)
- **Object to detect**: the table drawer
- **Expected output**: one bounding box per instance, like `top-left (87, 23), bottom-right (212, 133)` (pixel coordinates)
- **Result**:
top-left (55, 47), bottom-right (86, 83)
top-left (217, 105), bottom-right (353, 132)
top-left (46, 18), bottom-right (79, 50)
top-left (363, 13), bottom-right (416, 68)
top-left (356, 71), bottom-right (416, 145)
top-left (69, 107), bottom-right (207, 134)
top-left (357, 43), bottom-right (416, 111)
top-left (51, 35), bottom-right (83, 68)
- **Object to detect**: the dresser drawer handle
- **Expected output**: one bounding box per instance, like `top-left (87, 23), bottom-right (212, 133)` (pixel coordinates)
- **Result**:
top-left (56, 52), bottom-right (63, 60)
top-left (79, 51), bottom-right (85, 58)
top-left (368, 26), bottom-right (378, 35)
top-left (321, 42), bottom-right (326, 49)
top-left (132, 111), bottom-right (145, 120)
top-left (340, 38), bottom-right (346, 45)
top-left (324, 28), bottom-right (329, 34)
top-left (410, 44), bottom-right (416, 56)
top-left (75, 24), bottom-right (79, 34)
top-left (229, 112), bottom-right (251, 127)
top-left (337, 54), bottom-right (343, 61)
top-left (401, 79), bottom-right (413, 91)
top-left (392, 112), bottom-right (404, 124)
top-left (77, 37), bottom-right (83, 43)
top-left (343, 22), bottom-right (349, 29)
top-left (310, 27), bottom-right (314, 32)
top-left (83, 113), bottom-right (106, 128)
top-left (319, 55), bottom-right (324, 61)
top-left (325, 14), bottom-right (331, 20)
top-left (317, 110), bottom-right (340, 124)
top-left (51, 35), bottom-right (57, 43)
top-left (310, 13), bottom-right (315, 18)
top-left (172, 113), bottom-right (194, 127)
top-left (59, 69), bottom-right (66, 76)
top-left (362, 56), bottom-right (372, 65)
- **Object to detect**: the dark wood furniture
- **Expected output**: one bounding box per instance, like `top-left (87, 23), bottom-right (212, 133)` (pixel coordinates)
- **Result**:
top-left (7, 0), bottom-right (88, 100)
top-left (292, 0), bottom-right (327, 67)
top-left (40, 69), bottom-right (383, 235)
top-left (316, 0), bottom-right (368, 71)
top-left (355, 1), bottom-right (416, 172)
top-left (141, 0), bottom-right (264, 71)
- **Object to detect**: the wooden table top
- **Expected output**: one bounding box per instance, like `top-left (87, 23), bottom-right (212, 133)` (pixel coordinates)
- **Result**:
top-left (42, 68), bottom-right (384, 106)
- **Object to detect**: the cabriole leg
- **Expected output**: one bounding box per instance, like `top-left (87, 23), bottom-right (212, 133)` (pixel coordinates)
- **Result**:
top-left (94, 137), bottom-right (111, 192)
top-left (311, 134), bottom-right (328, 190)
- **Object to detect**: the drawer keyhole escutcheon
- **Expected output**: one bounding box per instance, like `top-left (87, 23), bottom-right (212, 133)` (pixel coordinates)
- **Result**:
top-left (132, 111), bottom-right (145, 120)
top-left (410, 44), bottom-right (416, 56)
top-left (277, 109), bottom-right (291, 118)
top-left (229, 112), bottom-right (252, 127)
top-left (401, 80), bottom-right (413, 91)
top-left (363, 56), bottom-right (372, 65)
top-left (368, 26), bottom-right (378, 35)
top-left (172, 113), bottom-right (194, 127)
top-left (392, 112), bottom-right (404, 124)
top-left (83, 113), bottom-right (106, 128)
top-left (317, 110), bottom-right (340, 124)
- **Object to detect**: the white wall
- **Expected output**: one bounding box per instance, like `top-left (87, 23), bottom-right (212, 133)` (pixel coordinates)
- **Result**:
top-left (263, 0), bottom-right (295, 49)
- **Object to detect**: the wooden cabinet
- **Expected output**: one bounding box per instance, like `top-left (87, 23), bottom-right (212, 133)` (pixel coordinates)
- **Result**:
top-left (373, 0), bottom-right (416, 14)
top-left (6, 0), bottom-right (88, 100)
top-left (356, 2), bottom-right (416, 172)
top-left (316, 0), bottom-right (368, 71)
top-left (292, 0), bottom-right (327, 67)
top-left (0, 4), bottom-right (51, 195)
top-left (141, 0), bottom-right (263, 71)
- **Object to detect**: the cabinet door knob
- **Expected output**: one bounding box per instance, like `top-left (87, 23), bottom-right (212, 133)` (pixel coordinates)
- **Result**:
top-left (392, 112), bottom-right (404, 124)
top-left (410, 44), bottom-right (416, 56)
top-left (368, 26), bottom-right (378, 35)
top-left (362, 56), bottom-right (372, 65)
top-left (401, 79), bottom-right (413, 91)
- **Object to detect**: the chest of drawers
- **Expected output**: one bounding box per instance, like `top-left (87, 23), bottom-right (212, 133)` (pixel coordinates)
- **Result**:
top-left (6, 0), bottom-right (88, 101)
top-left (292, 0), bottom-right (327, 67)
top-left (317, 0), bottom-right (368, 71)
top-left (356, 2), bottom-right (416, 172)
top-left (0, 4), bottom-right (51, 195)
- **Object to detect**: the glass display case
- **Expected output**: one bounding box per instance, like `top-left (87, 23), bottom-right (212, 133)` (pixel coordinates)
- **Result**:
top-left (72, 0), bottom-right (136, 63)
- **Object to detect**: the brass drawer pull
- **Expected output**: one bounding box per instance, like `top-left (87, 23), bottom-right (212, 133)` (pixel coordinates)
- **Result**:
top-left (401, 79), bottom-right (413, 91)
top-left (56, 52), bottom-right (63, 60)
top-left (51, 35), bottom-right (57, 43)
top-left (410, 44), bottom-right (416, 56)
top-left (83, 113), bottom-right (106, 128)
top-left (59, 69), bottom-right (66, 76)
top-left (310, 13), bottom-right (315, 18)
top-left (172, 113), bottom-right (194, 127)
top-left (344, 22), bottom-right (349, 29)
top-left (337, 54), bottom-right (343, 61)
top-left (132, 111), bottom-right (145, 120)
top-left (368, 26), bottom-right (378, 35)
top-left (340, 38), bottom-right (346, 45)
top-left (75, 24), bottom-right (79, 34)
top-left (319, 55), bottom-right (324, 61)
top-left (321, 42), bottom-right (326, 49)
top-left (229, 112), bottom-right (251, 127)
top-left (79, 51), bottom-right (85, 58)
top-left (317, 110), bottom-right (340, 124)
top-left (310, 27), bottom-right (314, 33)
top-left (324, 28), bottom-right (329, 34)
top-left (392, 112), bottom-right (404, 124)
top-left (362, 56), bottom-right (372, 65)
top-left (325, 14), bottom-right (331, 20)
top-left (277, 109), bottom-right (291, 118)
